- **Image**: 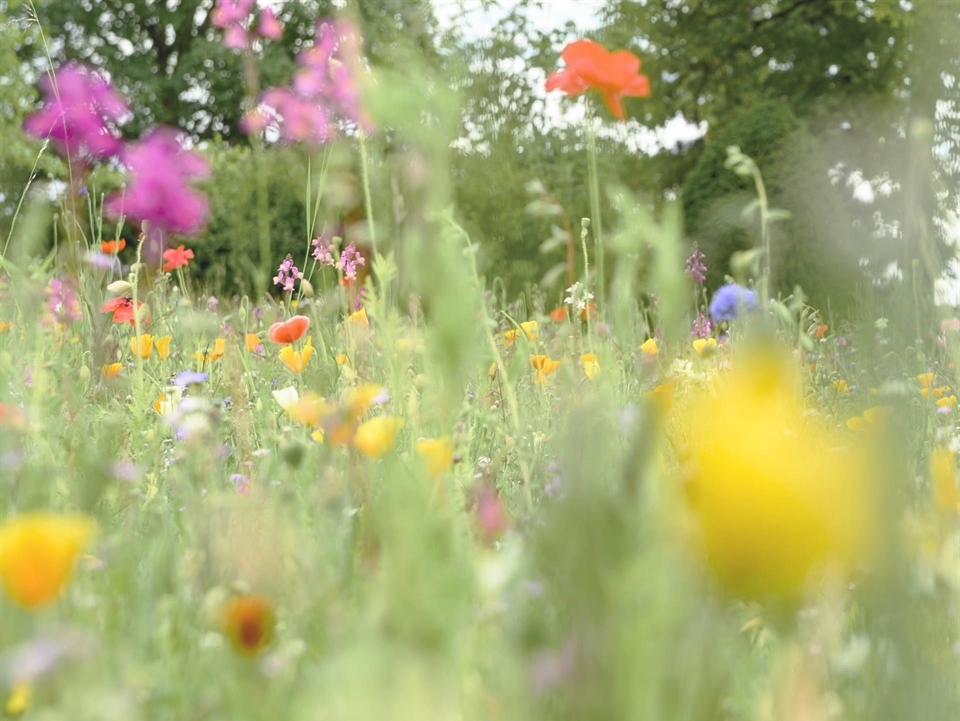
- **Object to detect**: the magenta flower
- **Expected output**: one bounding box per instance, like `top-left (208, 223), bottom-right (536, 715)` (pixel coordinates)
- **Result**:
top-left (256, 8), bottom-right (283, 41)
top-left (685, 242), bottom-right (707, 284)
top-left (337, 243), bottom-right (365, 282)
top-left (210, 0), bottom-right (255, 27)
top-left (23, 63), bottom-right (128, 165)
top-left (311, 230), bottom-right (337, 266)
top-left (44, 277), bottom-right (82, 326)
top-left (249, 18), bottom-right (372, 145)
top-left (104, 127), bottom-right (210, 246)
top-left (691, 311), bottom-right (713, 339)
top-left (273, 254), bottom-right (303, 293)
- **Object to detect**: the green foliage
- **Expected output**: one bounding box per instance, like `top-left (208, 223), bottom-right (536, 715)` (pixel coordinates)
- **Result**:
top-left (683, 100), bottom-right (863, 312)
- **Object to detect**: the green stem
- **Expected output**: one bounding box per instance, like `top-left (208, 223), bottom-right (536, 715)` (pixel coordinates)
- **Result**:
top-left (358, 130), bottom-right (377, 257)
top-left (580, 224), bottom-right (594, 354)
top-left (586, 116), bottom-right (604, 312)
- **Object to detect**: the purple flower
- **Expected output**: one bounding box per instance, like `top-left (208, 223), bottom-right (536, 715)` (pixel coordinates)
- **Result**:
top-left (256, 8), bottom-right (283, 41)
top-left (273, 254), bottom-right (303, 292)
top-left (311, 226), bottom-right (338, 266)
top-left (691, 310), bottom-right (713, 338)
top-left (337, 243), bottom-right (365, 282)
top-left (175, 370), bottom-right (209, 387)
top-left (23, 63), bottom-right (128, 165)
top-left (229, 473), bottom-right (251, 495)
top-left (206, 295), bottom-right (219, 312)
top-left (685, 242), bottom-right (707, 284)
top-left (211, 0), bottom-right (255, 48)
top-left (104, 127), bottom-right (210, 250)
top-left (709, 283), bottom-right (758, 323)
top-left (246, 87), bottom-right (333, 144)
top-left (45, 277), bottom-right (82, 326)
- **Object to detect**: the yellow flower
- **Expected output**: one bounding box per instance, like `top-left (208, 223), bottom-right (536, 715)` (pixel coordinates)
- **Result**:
top-left (581, 353), bottom-right (600, 379)
top-left (936, 395), bottom-right (957, 410)
top-left (5, 683), bottom-right (29, 717)
top-left (416, 437), bottom-right (455, 477)
top-left (0, 321), bottom-right (13, 334)
top-left (682, 350), bottom-right (875, 602)
top-left (918, 372), bottom-right (936, 389)
top-left (354, 416), bottom-right (403, 458)
top-left (530, 354), bottom-right (561, 384)
top-left (222, 595), bottom-right (274, 657)
top-left (646, 382), bottom-right (673, 413)
top-left (287, 392), bottom-right (329, 427)
top-left (208, 337), bottom-right (226, 362)
top-left (930, 447), bottom-right (958, 516)
top-left (348, 308), bottom-right (369, 327)
top-left (129, 333), bottom-right (155, 359)
top-left (693, 337), bottom-right (717, 357)
top-left (0, 513), bottom-right (96, 608)
top-left (920, 388), bottom-right (931, 399)
top-left (832, 379), bottom-right (849, 395)
top-left (154, 335), bottom-right (171, 360)
top-left (101, 362), bottom-right (122, 379)
top-left (520, 320), bottom-right (539, 340)
top-left (640, 338), bottom-right (658, 356)
top-left (845, 405), bottom-right (893, 432)
top-left (279, 336), bottom-right (314, 374)
top-left (153, 388), bottom-right (182, 416)
top-left (335, 352), bottom-right (349, 366)
top-left (245, 333), bottom-right (260, 353)
top-left (343, 383), bottom-right (386, 419)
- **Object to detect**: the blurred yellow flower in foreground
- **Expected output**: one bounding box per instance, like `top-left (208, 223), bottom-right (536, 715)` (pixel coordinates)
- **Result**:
top-left (640, 338), bottom-right (658, 356)
top-left (845, 405), bottom-right (893, 432)
top-left (222, 594), bottom-right (274, 657)
top-left (416, 437), bottom-right (455, 477)
top-left (4, 683), bottom-right (29, 717)
top-left (581, 353), bottom-right (600, 379)
top-left (348, 308), bottom-right (369, 327)
top-left (683, 351), bottom-right (876, 602)
top-left (0, 321), bottom-right (13, 334)
top-left (278, 336), bottom-right (314, 374)
top-left (244, 333), bottom-right (260, 353)
top-left (130, 333), bottom-right (154, 359)
top-left (354, 416), bottom-right (403, 458)
top-left (930, 447), bottom-right (958, 516)
top-left (0, 513), bottom-right (96, 608)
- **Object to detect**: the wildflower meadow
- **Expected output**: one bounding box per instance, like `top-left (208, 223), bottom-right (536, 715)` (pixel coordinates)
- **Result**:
top-left (0, 1), bottom-right (958, 719)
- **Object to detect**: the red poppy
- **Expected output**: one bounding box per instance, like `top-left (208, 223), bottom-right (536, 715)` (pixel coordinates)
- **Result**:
top-left (222, 595), bottom-right (275, 657)
top-left (580, 302), bottom-right (598, 322)
top-left (100, 296), bottom-right (147, 326)
top-left (545, 39), bottom-right (650, 120)
top-left (268, 315), bottom-right (310, 344)
top-left (101, 239), bottom-right (126, 254)
top-left (549, 307), bottom-right (568, 323)
top-left (162, 244), bottom-right (194, 272)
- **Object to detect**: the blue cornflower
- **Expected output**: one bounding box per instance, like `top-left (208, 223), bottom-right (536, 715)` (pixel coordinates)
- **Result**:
top-left (709, 283), bottom-right (758, 322)
top-left (175, 370), bottom-right (208, 387)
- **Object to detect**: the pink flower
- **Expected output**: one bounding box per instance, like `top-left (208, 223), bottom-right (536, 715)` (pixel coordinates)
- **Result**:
top-left (337, 243), bottom-right (365, 282)
top-left (256, 8), bottom-right (283, 41)
top-left (223, 25), bottom-right (250, 50)
top-left (257, 88), bottom-right (332, 144)
top-left (104, 128), bottom-right (210, 246)
top-left (23, 63), bottom-right (128, 165)
top-left (210, 0), bottom-right (255, 28)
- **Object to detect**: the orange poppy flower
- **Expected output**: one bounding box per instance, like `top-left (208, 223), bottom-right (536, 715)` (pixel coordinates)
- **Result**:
top-left (268, 315), bottom-right (309, 344)
top-left (545, 39), bottom-right (650, 120)
top-left (222, 595), bottom-right (275, 657)
top-left (530, 354), bottom-right (561, 384)
top-left (549, 307), bottom-right (568, 323)
top-left (101, 239), bottom-right (126, 254)
top-left (100, 297), bottom-right (147, 326)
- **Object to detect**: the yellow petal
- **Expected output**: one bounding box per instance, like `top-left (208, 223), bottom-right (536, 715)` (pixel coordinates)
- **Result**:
top-left (353, 416), bottom-right (403, 458)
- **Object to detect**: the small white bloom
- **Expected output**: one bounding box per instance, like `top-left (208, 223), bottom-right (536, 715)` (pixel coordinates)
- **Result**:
top-left (272, 386), bottom-right (300, 411)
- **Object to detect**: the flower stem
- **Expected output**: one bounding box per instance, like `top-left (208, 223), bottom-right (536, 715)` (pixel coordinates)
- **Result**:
top-left (358, 130), bottom-right (377, 257)
top-left (585, 115), bottom-right (604, 312)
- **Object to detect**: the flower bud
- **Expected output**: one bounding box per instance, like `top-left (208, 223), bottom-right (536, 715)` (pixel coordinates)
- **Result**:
top-left (107, 280), bottom-right (131, 294)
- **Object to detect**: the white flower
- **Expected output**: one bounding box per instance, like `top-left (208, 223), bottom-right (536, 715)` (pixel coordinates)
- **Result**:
top-left (272, 386), bottom-right (299, 411)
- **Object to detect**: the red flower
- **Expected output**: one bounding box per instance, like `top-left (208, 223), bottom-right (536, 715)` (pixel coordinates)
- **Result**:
top-left (268, 315), bottom-right (310, 344)
top-left (545, 39), bottom-right (650, 120)
top-left (101, 239), bottom-right (126, 254)
top-left (162, 244), bottom-right (194, 272)
top-left (100, 296), bottom-right (146, 326)
top-left (549, 307), bottom-right (568, 323)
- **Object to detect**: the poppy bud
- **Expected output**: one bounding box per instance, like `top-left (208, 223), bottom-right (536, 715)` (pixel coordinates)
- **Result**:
top-left (107, 280), bottom-right (131, 294)
top-left (300, 279), bottom-right (314, 298)
top-left (78, 365), bottom-right (91, 383)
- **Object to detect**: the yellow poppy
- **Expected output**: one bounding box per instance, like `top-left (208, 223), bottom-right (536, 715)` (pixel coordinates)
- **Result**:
top-left (832, 379), bottom-right (849, 395)
top-left (5, 683), bottom-right (29, 717)
top-left (0, 321), bottom-right (13, 334)
top-left (154, 335), bottom-right (171, 360)
top-left (336, 353), bottom-right (349, 366)
top-left (640, 338), bottom-right (658, 356)
top-left (354, 416), bottom-right (403, 458)
top-left (646, 382), bottom-right (673, 413)
top-left (682, 350), bottom-right (875, 602)
top-left (581, 353), bottom-right (600, 379)
top-left (693, 337), bottom-right (717, 357)
top-left (918, 372), bottom-right (936, 389)
top-left (245, 333), bottom-right (260, 353)
top-left (208, 337), bottom-right (226, 362)
top-left (279, 336), bottom-right (314, 374)
top-left (348, 308), bottom-right (369, 327)
top-left (0, 513), bottom-right (96, 608)
top-left (415, 437), bottom-right (455, 477)
top-left (101, 362), bottom-right (122, 379)
top-left (129, 333), bottom-right (155, 359)
top-left (936, 395), bottom-right (957, 410)
top-left (530, 354), bottom-right (561, 384)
